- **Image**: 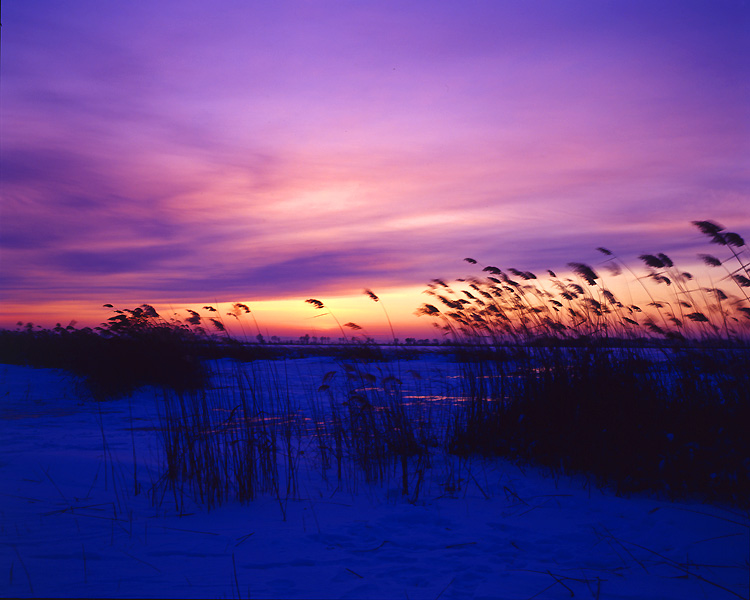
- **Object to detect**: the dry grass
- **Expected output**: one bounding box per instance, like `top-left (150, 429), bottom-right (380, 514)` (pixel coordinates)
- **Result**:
top-left (418, 220), bottom-right (749, 505)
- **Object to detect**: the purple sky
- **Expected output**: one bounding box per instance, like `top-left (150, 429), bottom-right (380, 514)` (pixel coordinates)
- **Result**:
top-left (1, 1), bottom-right (748, 334)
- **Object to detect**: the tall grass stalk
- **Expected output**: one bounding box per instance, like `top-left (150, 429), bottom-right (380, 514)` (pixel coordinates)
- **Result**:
top-left (364, 289), bottom-right (398, 344)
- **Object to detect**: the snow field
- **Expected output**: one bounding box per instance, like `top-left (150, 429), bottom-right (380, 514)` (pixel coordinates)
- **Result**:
top-left (1, 360), bottom-right (748, 599)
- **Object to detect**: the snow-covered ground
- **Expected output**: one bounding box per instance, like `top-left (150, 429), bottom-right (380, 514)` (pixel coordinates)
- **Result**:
top-left (1, 358), bottom-right (748, 599)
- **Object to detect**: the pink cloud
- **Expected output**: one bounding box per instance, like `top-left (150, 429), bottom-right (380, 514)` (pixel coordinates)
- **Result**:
top-left (1, 1), bottom-right (747, 332)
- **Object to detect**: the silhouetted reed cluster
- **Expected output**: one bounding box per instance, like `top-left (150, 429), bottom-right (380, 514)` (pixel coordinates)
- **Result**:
top-left (0, 302), bottom-right (388, 399)
top-left (152, 361), bottom-right (301, 515)
top-left (0, 306), bottom-right (211, 399)
top-left (418, 220), bottom-right (749, 505)
top-left (308, 361), bottom-right (436, 499)
top-left (420, 221), bottom-right (749, 344)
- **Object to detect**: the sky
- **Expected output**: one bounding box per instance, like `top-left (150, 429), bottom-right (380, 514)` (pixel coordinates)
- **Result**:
top-left (1, 1), bottom-right (749, 338)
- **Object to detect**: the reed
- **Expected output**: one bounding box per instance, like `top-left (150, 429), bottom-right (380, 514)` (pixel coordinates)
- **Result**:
top-left (0, 305), bottom-right (209, 399)
top-left (419, 220), bottom-right (749, 505)
top-left (151, 358), bottom-right (300, 516)
top-left (310, 359), bottom-right (430, 495)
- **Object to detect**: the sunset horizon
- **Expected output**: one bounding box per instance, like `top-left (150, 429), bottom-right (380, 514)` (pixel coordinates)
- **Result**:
top-left (2, 1), bottom-right (748, 337)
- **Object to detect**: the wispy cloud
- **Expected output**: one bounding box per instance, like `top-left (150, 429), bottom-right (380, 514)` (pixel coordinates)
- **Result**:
top-left (1, 1), bottom-right (748, 329)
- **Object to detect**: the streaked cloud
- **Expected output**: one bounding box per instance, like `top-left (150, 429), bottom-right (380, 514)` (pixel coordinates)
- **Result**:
top-left (1, 0), bottom-right (748, 332)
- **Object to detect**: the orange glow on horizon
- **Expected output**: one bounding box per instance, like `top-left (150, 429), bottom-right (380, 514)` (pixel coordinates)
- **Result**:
top-left (0, 286), bottom-right (442, 341)
top-left (3, 255), bottom-right (743, 341)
